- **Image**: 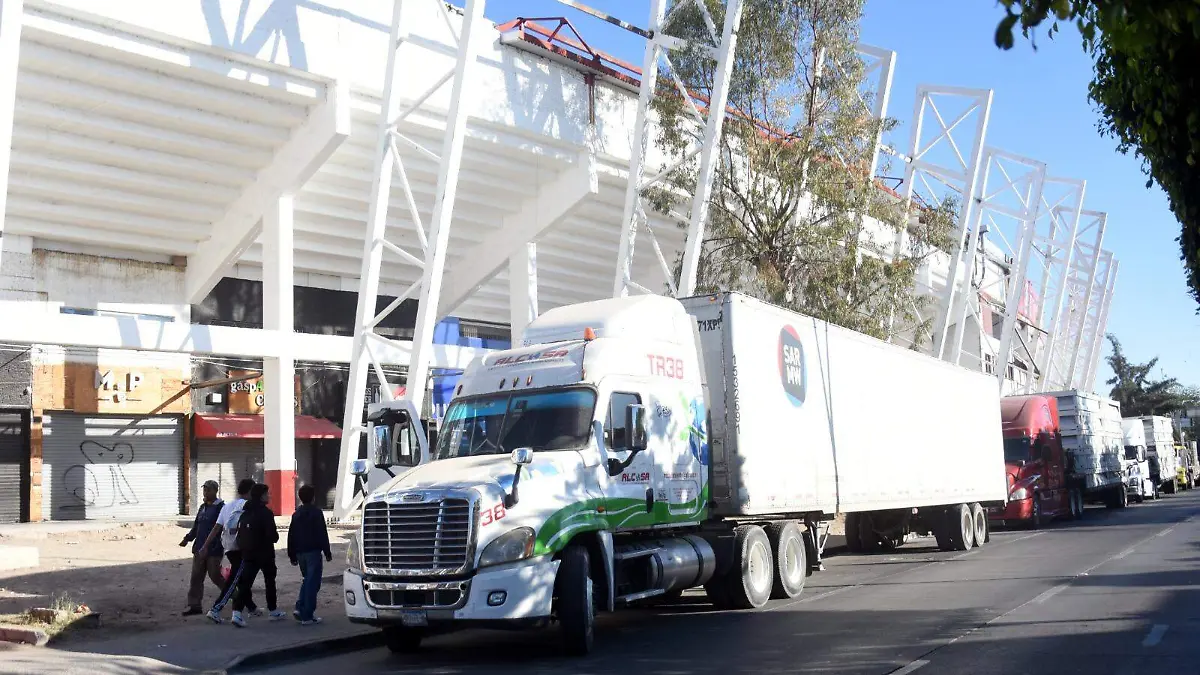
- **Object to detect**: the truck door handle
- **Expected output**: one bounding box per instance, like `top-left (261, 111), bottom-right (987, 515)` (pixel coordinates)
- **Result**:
top-left (645, 488), bottom-right (654, 513)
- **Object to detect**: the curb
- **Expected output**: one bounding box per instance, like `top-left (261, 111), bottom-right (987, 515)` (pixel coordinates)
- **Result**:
top-left (223, 630), bottom-right (384, 673)
top-left (0, 625), bottom-right (49, 647)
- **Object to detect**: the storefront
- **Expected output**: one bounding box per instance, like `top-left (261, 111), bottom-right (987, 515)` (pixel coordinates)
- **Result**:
top-left (0, 349), bottom-right (31, 523)
top-left (32, 349), bottom-right (192, 521)
top-left (190, 369), bottom-right (341, 511)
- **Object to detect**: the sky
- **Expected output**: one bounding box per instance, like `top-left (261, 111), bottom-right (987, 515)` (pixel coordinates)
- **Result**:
top-left (481, 0), bottom-right (1200, 391)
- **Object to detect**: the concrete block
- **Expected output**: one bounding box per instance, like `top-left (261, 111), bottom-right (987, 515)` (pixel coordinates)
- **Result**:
top-left (0, 625), bottom-right (49, 646)
top-left (0, 545), bottom-right (39, 571)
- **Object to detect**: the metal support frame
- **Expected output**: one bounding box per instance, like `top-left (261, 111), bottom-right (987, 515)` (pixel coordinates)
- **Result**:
top-left (0, 0), bottom-right (22, 273)
top-left (1026, 177), bottom-right (1086, 392)
top-left (614, 0), bottom-right (744, 299)
top-left (1083, 258), bottom-right (1119, 392)
top-left (939, 148), bottom-right (1047, 384)
top-left (889, 86), bottom-right (992, 354)
top-left (1061, 211), bottom-right (1108, 388)
top-left (335, 0), bottom-right (487, 517)
top-left (855, 44), bottom-right (896, 182)
top-left (1067, 245), bottom-right (1113, 391)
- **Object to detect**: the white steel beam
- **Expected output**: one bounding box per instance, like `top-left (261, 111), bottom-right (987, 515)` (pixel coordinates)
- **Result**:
top-left (437, 154), bottom-right (598, 317)
top-left (0, 303), bottom-right (486, 367)
top-left (855, 43), bottom-right (896, 181)
top-left (335, 0), bottom-right (487, 518)
top-left (185, 82), bottom-right (351, 303)
top-left (1066, 211), bottom-right (1107, 387)
top-left (262, 195), bottom-right (297, 512)
top-left (1032, 178), bottom-right (1086, 391)
top-left (509, 244), bottom-right (538, 345)
top-left (1084, 258), bottom-right (1119, 392)
top-left (0, 0), bottom-right (22, 274)
top-left (616, 0), bottom-right (745, 299)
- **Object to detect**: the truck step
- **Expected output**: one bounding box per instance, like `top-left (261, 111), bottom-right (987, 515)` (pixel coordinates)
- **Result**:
top-left (616, 588), bottom-right (666, 605)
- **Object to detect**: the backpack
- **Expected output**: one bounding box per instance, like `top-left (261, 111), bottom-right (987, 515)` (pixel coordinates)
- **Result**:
top-left (220, 500), bottom-right (246, 551)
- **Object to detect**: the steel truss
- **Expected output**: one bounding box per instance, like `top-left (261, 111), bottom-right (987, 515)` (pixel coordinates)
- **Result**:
top-left (1046, 210), bottom-right (1109, 391)
top-left (888, 86), bottom-right (992, 354)
top-left (614, 0), bottom-right (745, 299)
top-left (334, 0), bottom-right (487, 517)
top-left (1024, 178), bottom-right (1086, 393)
top-left (1083, 256), bottom-right (1119, 392)
top-left (937, 148), bottom-right (1046, 386)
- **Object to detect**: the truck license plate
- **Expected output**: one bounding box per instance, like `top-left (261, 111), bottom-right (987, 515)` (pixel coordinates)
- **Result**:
top-left (399, 609), bottom-right (428, 627)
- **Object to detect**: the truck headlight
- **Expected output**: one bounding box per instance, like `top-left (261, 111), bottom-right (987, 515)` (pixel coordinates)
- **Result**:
top-left (478, 527), bottom-right (535, 568)
top-left (1009, 487), bottom-right (1029, 501)
top-left (346, 531), bottom-right (363, 573)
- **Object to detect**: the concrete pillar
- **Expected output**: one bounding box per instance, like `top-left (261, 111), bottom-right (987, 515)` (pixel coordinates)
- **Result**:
top-left (263, 196), bottom-right (296, 516)
top-left (0, 0), bottom-right (22, 276)
top-left (509, 243), bottom-right (537, 344)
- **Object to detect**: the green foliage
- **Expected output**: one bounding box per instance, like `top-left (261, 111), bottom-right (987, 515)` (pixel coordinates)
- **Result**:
top-left (995, 1), bottom-right (1200, 309)
top-left (649, 0), bottom-right (953, 342)
top-left (1104, 334), bottom-right (1199, 416)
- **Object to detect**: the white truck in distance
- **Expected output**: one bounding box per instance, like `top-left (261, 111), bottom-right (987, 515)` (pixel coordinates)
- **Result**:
top-left (1138, 415), bottom-right (1180, 494)
top-left (343, 292), bottom-right (1008, 655)
top-left (1120, 418), bottom-right (1157, 501)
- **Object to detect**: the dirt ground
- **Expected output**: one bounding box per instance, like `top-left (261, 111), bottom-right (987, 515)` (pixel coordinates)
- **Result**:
top-left (0, 521), bottom-right (351, 643)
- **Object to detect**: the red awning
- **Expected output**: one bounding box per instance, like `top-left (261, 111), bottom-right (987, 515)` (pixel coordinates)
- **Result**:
top-left (193, 414), bottom-right (343, 440)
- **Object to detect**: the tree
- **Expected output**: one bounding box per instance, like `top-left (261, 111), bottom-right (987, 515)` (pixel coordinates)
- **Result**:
top-left (649, 0), bottom-right (956, 344)
top-left (994, 1), bottom-right (1200, 310)
top-left (1104, 334), bottom-right (1198, 416)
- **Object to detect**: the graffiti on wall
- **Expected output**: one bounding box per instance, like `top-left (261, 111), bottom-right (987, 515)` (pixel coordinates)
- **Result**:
top-left (61, 441), bottom-right (140, 509)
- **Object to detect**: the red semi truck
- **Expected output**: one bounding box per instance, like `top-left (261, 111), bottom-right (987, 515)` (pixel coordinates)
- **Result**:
top-left (990, 394), bottom-right (1078, 528)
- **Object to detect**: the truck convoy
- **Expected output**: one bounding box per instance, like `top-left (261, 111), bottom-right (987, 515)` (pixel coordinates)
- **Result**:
top-left (1120, 419), bottom-right (1157, 501)
top-left (342, 292), bottom-right (1008, 654)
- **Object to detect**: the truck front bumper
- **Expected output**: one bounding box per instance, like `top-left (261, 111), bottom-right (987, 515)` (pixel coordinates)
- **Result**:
top-left (344, 556), bottom-right (561, 625)
top-left (988, 497), bottom-right (1032, 523)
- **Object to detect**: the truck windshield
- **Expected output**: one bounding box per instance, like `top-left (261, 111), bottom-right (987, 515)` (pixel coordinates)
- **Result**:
top-left (435, 388), bottom-right (597, 460)
top-left (1004, 437), bottom-right (1032, 463)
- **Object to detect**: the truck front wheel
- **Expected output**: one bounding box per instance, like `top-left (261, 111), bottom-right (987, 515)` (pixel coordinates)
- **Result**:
top-left (382, 626), bottom-right (423, 654)
top-left (555, 545), bottom-right (594, 656)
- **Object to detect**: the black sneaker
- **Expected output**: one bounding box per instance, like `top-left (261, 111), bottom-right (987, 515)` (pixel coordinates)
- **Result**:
top-left (182, 608), bottom-right (203, 616)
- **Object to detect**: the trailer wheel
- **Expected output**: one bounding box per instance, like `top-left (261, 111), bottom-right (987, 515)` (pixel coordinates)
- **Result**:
top-left (843, 513), bottom-right (863, 553)
top-left (765, 522), bottom-right (806, 600)
top-left (382, 626), bottom-right (423, 654)
top-left (948, 504), bottom-right (975, 551)
top-left (970, 503), bottom-right (988, 546)
top-left (555, 544), bottom-right (594, 656)
top-left (714, 524), bottom-right (774, 610)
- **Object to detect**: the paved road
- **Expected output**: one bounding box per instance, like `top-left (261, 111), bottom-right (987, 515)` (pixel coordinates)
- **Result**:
top-left (248, 492), bottom-right (1200, 674)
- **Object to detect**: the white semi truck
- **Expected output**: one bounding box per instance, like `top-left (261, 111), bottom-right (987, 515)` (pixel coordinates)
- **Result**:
top-left (1138, 415), bottom-right (1181, 494)
top-left (1120, 418), bottom-right (1157, 501)
top-left (342, 292), bottom-right (1008, 655)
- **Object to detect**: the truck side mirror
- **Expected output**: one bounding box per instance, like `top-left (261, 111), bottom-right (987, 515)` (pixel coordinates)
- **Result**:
top-left (369, 410), bottom-right (422, 469)
top-left (626, 404), bottom-right (648, 452)
top-left (350, 459), bottom-right (372, 476)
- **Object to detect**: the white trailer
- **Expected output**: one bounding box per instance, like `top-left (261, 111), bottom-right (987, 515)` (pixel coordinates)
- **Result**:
top-left (1119, 418), bottom-right (1156, 501)
top-left (1045, 390), bottom-right (1126, 507)
top-left (344, 292), bottom-right (1009, 655)
top-left (1139, 415), bottom-right (1180, 493)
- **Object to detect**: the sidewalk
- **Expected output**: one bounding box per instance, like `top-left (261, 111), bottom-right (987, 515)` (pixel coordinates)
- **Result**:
top-left (0, 612), bottom-right (376, 674)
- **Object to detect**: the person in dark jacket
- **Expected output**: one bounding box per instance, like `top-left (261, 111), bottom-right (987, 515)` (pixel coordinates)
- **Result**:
top-left (230, 483), bottom-right (284, 627)
top-left (287, 484), bottom-right (333, 625)
top-left (181, 479), bottom-right (225, 616)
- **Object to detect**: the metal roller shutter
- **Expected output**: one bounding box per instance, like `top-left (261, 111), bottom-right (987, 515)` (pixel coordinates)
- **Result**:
top-left (0, 413), bottom-right (26, 523)
top-left (195, 440), bottom-right (263, 505)
top-left (42, 413), bottom-right (183, 521)
top-left (295, 440), bottom-right (314, 491)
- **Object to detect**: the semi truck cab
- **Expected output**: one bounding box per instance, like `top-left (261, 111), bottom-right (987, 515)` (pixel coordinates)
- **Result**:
top-left (1120, 419), bottom-right (1155, 501)
top-left (991, 395), bottom-right (1077, 527)
top-left (343, 296), bottom-right (717, 655)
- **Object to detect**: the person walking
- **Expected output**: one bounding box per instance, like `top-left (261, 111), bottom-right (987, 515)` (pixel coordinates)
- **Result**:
top-left (287, 484), bottom-right (332, 625)
top-left (230, 483), bottom-right (285, 627)
top-left (204, 478), bottom-right (261, 623)
top-left (181, 479), bottom-right (225, 616)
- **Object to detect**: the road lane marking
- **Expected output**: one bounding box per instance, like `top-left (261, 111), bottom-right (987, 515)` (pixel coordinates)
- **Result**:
top-left (1142, 624), bottom-right (1168, 647)
top-left (889, 660), bottom-right (929, 675)
top-left (1031, 583), bottom-right (1069, 604)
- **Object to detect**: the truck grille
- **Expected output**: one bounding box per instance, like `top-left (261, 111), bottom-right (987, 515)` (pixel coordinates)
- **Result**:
top-left (362, 498), bottom-right (473, 575)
